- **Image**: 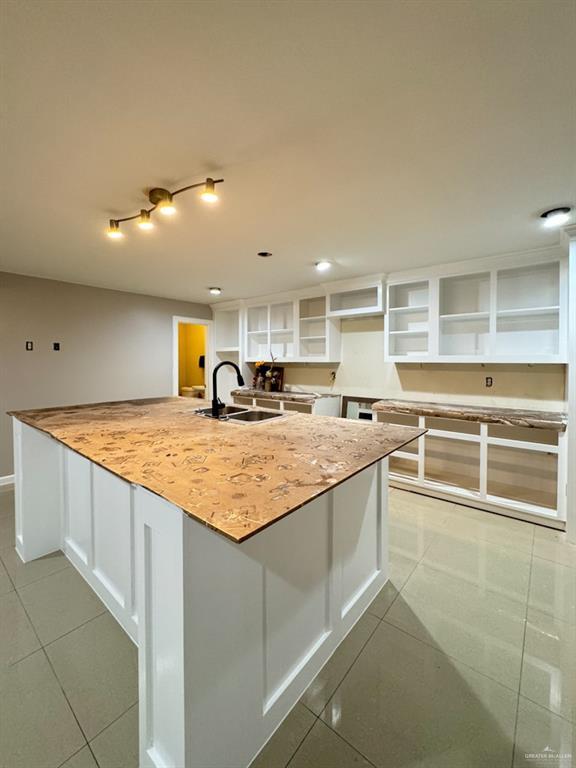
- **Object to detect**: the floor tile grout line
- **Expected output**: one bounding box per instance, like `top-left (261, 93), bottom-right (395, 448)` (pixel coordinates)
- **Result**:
top-left (10, 578), bottom-right (132, 763)
top-left (510, 524), bottom-right (534, 768)
top-left (0, 541), bottom-right (72, 591)
top-left (6, 582), bottom-right (108, 668)
top-left (405, 555), bottom-right (532, 609)
top-left (516, 691), bottom-right (576, 727)
top-left (301, 615), bottom-right (382, 720)
top-left (426, 526), bottom-right (535, 558)
top-left (41, 644), bottom-right (94, 751)
top-left (315, 717), bottom-right (380, 768)
top-left (378, 617), bottom-right (525, 698)
top-left (9, 586), bottom-right (93, 759)
top-left (41, 606), bottom-right (109, 650)
top-left (10, 560), bottom-right (73, 593)
top-left (0, 507), bottom-right (128, 768)
top-left (42, 630), bottom-right (139, 748)
top-left (374, 510), bottom-right (444, 624)
top-left (87, 699), bottom-right (139, 745)
top-left (11, 579), bottom-right (44, 648)
top-left (299, 700), bottom-right (319, 719)
top-left (531, 551), bottom-right (576, 571)
top-left (273, 709), bottom-right (317, 768)
top-left (1, 537), bottom-right (109, 648)
top-left (291, 615), bottom-right (386, 765)
top-left (56, 742), bottom-right (100, 768)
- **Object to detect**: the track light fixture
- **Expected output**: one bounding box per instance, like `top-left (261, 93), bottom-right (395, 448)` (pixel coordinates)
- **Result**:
top-left (106, 177), bottom-right (223, 239)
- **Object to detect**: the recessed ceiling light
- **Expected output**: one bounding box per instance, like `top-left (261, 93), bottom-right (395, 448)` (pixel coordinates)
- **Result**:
top-left (315, 260), bottom-right (332, 272)
top-left (540, 207), bottom-right (572, 228)
top-left (258, 251), bottom-right (273, 258)
top-left (209, 287), bottom-right (222, 296)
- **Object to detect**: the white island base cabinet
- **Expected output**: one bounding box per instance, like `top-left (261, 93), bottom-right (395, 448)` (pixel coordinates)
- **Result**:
top-left (12, 419), bottom-right (388, 768)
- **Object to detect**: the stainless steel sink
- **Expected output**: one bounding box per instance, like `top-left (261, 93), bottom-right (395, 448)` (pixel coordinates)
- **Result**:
top-left (228, 410), bottom-right (285, 423)
top-left (195, 405), bottom-right (248, 419)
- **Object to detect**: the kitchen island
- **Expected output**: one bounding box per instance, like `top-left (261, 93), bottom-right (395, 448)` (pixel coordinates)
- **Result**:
top-left (10, 397), bottom-right (423, 768)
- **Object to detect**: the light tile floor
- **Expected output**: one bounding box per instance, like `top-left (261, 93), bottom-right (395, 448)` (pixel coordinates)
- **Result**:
top-left (0, 485), bottom-right (574, 767)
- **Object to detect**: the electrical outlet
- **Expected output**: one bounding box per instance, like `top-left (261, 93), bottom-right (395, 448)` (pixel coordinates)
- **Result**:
top-left (25, 341), bottom-right (33, 351)
top-left (53, 342), bottom-right (60, 351)
top-left (330, 370), bottom-right (336, 383)
top-left (485, 376), bottom-right (493, 388)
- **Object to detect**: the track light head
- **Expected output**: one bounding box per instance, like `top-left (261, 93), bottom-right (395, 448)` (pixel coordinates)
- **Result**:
top-left (158, 196), bottom-right (176, 216)
top-left (137, 210), bottom-right (154, 230)
top-left (149, 188), bottom-right (176, 216)
top-left (200, 178), bottom-right (219, 203)
top-left (106, 220), bottom-right (123, 239)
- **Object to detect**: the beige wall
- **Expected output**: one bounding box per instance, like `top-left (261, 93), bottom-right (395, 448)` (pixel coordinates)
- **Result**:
top-left (284, 316), bottom-right (566, 410)
top-left (0, 272), bottom-right (211, 476)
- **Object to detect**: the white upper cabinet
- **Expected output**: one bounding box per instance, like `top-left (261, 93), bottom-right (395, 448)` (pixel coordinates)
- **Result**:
top-left (327, 277), bottom-right (384, 318)
top-left (244, 297), bottom-right (340, 363)
top-left (298, 295), bottom-right (340, 362)
top-left (214, 307), bottom-right (241, 353)
top-left (386, 280), bottom-right (430, 359)
top-left (494, 263), bottom-right (561, 358)
top-left (385, 253), bottom-right (567, 363)
top-left (246, 301), bottom-right (296, 361)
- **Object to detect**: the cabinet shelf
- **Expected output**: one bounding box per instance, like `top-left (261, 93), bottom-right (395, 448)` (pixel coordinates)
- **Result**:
top-left (496, 306), bottom-right (559, 317)
top-left (270, 328), bottom-right (294, 333)
top-left (389, 304), bottom-right (429, 314)
top-left (389, 330), bottom-right (428, 336)
top-left (440, 311), bottom-right (489, 321)
top-left (300, 315), bottom-right (326, 322)
top-left (385, 257), bottom-right (565, 363)
top-left (300, 335), bottom-right (327, 341)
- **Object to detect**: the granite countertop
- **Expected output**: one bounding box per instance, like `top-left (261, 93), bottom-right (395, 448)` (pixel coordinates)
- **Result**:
top-left (372, 399), bottom-right (567, 432)
top-left (10, 397), bottom-right (423, 543)
top-left (231, 388), bottom-right (339, 403)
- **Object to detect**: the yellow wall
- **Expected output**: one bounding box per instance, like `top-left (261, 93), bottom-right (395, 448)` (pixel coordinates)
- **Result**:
top-left (178, 323), bottom-right (206, 391)
top-left (283, 316), bottom-right (566, 410)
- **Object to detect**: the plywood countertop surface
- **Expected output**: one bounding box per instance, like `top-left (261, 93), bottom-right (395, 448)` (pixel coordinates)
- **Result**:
top-left (10, 397), bottom-right (424, 542)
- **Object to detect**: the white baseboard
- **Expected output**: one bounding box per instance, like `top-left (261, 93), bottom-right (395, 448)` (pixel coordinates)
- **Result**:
top-left (0, 474), bottom-right (15, 487)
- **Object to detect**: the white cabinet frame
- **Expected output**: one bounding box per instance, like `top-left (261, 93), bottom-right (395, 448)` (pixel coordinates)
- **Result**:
top-left (375, 411), bottom-right (567, 527)
top-left (385, 248), bottom-right (567, 363)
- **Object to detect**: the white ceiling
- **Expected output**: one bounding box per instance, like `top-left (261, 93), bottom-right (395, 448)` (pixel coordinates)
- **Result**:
top-left (1, 0), bottom-right (575, 304)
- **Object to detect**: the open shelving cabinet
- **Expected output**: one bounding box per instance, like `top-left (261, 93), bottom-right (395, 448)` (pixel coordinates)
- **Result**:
top-left (385, 255), bottom-right (567, 363)
top-left (386, 281), bottom-right (430, 358)
top-left (243, 295), bottom-right (341, 363)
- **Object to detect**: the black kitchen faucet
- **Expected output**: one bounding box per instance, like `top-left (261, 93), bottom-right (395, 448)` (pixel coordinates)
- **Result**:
top-left (212, 361), bottom-right (245, 418)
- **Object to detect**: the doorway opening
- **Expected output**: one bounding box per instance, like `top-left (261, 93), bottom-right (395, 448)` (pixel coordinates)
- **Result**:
top-left (173, 317), bottom-right (211, 400)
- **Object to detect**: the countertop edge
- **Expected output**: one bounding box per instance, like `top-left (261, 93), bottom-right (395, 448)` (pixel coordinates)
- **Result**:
top-left (371, 399), bottom-right (567, 432)
top-left (10, 409), bottom-right (425, 544)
